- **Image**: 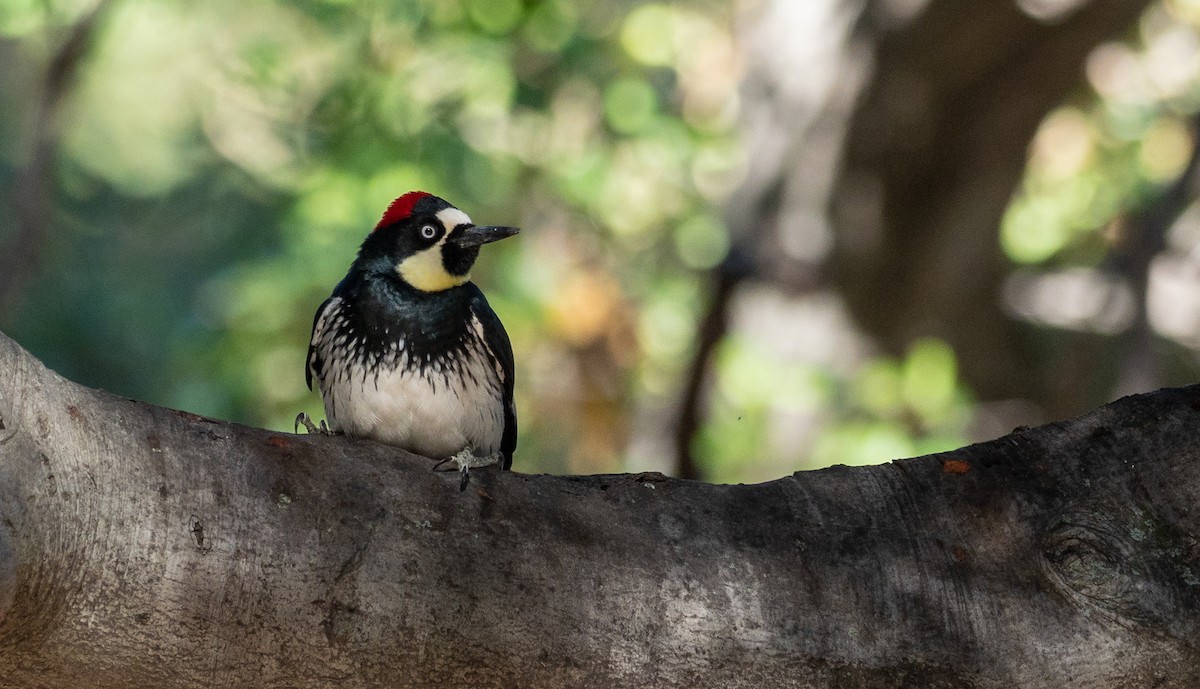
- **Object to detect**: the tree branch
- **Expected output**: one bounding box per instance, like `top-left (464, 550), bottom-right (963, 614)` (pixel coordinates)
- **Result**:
top-left (0, 328), bottom-right (1198, 688)
top-left (672, 263), bottom-right (738, 481)
top-left (1110, 113), bottom-right (1200, 395)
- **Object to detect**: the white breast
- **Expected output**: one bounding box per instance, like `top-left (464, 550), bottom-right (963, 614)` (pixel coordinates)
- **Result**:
top-left (314, 316), bottom-right (505, 460)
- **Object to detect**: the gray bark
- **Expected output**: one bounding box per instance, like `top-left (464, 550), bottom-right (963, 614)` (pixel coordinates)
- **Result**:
top-left (1, 328), bottom-right (1198, 688)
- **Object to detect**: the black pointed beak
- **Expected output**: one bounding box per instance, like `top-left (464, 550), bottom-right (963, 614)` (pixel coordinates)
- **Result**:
top-left (451, 225), bottom-right (520, 248)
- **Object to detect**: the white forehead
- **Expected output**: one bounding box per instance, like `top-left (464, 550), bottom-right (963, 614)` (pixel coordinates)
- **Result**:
top-left (437, 207), bottom-right (472, 229)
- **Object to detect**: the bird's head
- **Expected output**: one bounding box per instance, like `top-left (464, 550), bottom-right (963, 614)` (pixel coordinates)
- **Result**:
top-left (356, 191), bottom-right (519, 292)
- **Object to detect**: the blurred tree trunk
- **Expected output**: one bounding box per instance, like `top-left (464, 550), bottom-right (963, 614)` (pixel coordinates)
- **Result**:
top-left (0, 2), bottom-right (112, 316)
top-left (676, 0), bottom-right (1155, 477)
top-left (829, 0), bottom-right (1154, 405)
top-left (3, 329), bottom-right (1200, 688)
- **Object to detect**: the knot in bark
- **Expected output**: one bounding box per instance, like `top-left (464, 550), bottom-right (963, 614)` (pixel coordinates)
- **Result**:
top-left (1040, 502), bottom-right (1200, 639)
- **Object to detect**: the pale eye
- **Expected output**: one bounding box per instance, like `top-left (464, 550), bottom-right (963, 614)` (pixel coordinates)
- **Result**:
top-left (420, 224), bottom-right (438, 240)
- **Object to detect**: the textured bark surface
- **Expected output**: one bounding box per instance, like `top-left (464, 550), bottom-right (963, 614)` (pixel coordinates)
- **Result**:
top-left (1, 328), bottom-right (1199, 688)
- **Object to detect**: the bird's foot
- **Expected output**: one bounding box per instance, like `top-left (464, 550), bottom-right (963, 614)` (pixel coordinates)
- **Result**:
top-left (433, 447), bottom-right (501, 491)
top-left (294, 412), bottom-right (331, 435)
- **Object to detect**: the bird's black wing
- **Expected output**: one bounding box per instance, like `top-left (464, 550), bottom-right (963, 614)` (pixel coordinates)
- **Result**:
top-left (306, 296), bottom-right (337, 391)
top-left (470, 289), bottom-right (517, 470)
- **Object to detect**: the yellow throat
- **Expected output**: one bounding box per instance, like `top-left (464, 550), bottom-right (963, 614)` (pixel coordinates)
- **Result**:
top-left (397, 244), bottom-right (469, 292)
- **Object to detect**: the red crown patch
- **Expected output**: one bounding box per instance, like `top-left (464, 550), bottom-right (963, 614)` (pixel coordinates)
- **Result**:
top-left (375, 191), bottom-right (433, 231)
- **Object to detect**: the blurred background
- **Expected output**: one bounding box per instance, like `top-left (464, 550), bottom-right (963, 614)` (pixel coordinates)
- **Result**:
top-left (1, 0), bottom-right (1198, 482)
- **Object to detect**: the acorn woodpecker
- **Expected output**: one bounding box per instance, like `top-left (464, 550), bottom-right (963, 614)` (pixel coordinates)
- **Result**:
top-left (298, 191), bottom-right (518, 490)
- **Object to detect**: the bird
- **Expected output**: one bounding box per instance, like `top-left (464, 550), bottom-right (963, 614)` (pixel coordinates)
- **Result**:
top-left (298, 191), bottom-right (518, 490)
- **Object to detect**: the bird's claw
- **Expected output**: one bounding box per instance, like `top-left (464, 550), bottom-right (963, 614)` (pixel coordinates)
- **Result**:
top-left (433, 447), bottom-right (500, 491)
top-left (295, 412), bottom-right (330, 435)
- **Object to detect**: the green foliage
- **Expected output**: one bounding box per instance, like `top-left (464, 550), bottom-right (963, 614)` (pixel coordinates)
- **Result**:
top-left (697, 335), bottom-right (972, 483)
top-left (1002, 0), bottom-right (1200, 266)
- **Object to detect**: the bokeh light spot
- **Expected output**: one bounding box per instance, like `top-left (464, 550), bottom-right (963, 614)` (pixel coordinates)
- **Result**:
top-left (674, 214), bottom-right (730, 269)
top-left (620, 4), bottom-right (675, 66)
top-left (603, 76), bottom-right (658, 134)
top-left (467, 0), bottom-right (521, 35)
